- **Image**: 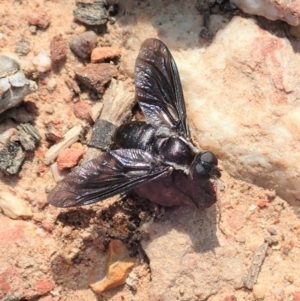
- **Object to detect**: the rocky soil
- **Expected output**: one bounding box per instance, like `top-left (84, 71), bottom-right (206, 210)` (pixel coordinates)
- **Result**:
top-left (1, 1), bottom-right (300, 301)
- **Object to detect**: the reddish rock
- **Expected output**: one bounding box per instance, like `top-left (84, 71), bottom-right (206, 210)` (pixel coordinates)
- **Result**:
top-left (91, 47), bottom-right (121, 63)
top-left (257, 198), bottom-right (269, 208)
top-left (50, 35), bottom-right (67, 66)
top-left (35, 279), bottom-right (55, 295)
top-left (56, 147), bottom-right (85, 170)
top-left (294, 292), bottom-right (300, 301)
top-left (75, 63), bottom-right (118, 93)
top-left (73, 101), bottom-right (93, 122)
top-left (27, 10), bottom-right (50, 28)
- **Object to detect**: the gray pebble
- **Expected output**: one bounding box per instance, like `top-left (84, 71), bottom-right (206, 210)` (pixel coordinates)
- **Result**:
top-left (0, 141), bottom-right (25, 175)
top-left (0, 55), bottom-right (38, 114)
top-left (88, 119), bottom-right (117, 150)
top-left (73, 0), bottom-right (108, 26)
top-left (69, 31), bottom-right (98, 59)
top-left (15, 39), bottom-right (31, 56)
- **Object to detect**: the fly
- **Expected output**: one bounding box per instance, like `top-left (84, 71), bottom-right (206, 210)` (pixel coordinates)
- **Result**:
top-left (48, 38), bottom-right (221, 208)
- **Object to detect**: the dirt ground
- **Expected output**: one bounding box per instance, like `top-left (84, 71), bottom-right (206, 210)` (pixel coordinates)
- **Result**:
top-left (0, 1), bottom-right (300, 301)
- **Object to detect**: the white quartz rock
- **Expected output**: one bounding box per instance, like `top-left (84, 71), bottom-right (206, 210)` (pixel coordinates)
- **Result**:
top-left (184, 17), bottom-right (300, 205)
top-left (231, 0), bottom-right (300, 26)
top-left (0, 191), bottom-right (33, 219)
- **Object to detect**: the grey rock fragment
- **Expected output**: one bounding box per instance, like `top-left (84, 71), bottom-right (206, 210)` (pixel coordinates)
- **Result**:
top-left (16, 123), bottom-right (41, 151)
top-left (88, 119), bottom-right (117, 150)
top-left (70, 31), bottom-right (98, 59)
top-left (15, 39), bottom-right (31, 56)
top-left (0, 141), bottom-right (25, 175)
top-left (73, 0), bottom-right (108, 26)
top-left (0, 55), bottom-right (38, 114)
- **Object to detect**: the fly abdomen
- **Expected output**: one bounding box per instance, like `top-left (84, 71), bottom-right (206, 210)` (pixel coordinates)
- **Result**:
top-left (114, 121), bottom-right (156, 151)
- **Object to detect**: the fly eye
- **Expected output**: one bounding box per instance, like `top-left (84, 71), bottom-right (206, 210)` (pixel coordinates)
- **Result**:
top-left (191, 162), bottom-right (210, 182)
top-left (201, 151), bottom-right (218, 166)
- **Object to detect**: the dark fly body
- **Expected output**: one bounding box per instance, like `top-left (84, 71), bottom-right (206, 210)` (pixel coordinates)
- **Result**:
top-left (48, 38), bottom-right (221, 208)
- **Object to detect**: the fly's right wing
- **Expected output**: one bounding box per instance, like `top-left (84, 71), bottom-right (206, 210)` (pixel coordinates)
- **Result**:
top-left (48, 149), bottom-right (169, 208)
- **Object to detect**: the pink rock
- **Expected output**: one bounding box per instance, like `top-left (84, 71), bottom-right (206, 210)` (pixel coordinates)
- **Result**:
top-left (73, 101), bottom-right (93, 123)
top-left (35, 279), bottom-right (55, 295)
top-left (56, 147), bottom-right (85, 170)
top-left (27, 10), bottom-right (50, 28)
top-left (91, 47), bottom-right (121, 63)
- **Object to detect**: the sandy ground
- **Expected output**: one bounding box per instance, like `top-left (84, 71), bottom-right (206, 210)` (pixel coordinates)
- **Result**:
top-left (0, 1), bottom-right (300, 301)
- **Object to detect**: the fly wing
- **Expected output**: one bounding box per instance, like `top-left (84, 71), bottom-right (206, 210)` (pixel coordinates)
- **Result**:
top-left (48, 149), bottom-right (169, 207)
top-left (135, 38), bottom-right (190, 138)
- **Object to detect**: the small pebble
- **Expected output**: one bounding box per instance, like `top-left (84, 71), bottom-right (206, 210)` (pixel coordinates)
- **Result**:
top-left (27, 10), bottom-right (51, 29)
top-left (75, 63), bottom-right (118, 93)
top-left (46, 78), bottom-right (57, 92)
top-left (73, 101), bottom-right (93, 123)
top-left (15, 38), bottom-right (31, 56)
top-left (69, 31), bottom-right (98, 59)
top-left (29, 25), bottom-right (37, 34)
top-left (91, 47), bottom-right (121, 63)
top-left (32, 53), bottom-right (51, 73)
top-left (0, 191), bottom-right (33, 219)
top-left (253, 284), bottom-right (266, 299)
top-left (56, 146), bottom-right (85, 170)
top-left (50, 35), bottom-right (67, 66)
top-left (73, 1), bottom-right (108, 26)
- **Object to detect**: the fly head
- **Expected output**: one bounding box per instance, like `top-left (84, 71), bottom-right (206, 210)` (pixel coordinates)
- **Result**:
top-left (190, 151), bottom-right (221, 183)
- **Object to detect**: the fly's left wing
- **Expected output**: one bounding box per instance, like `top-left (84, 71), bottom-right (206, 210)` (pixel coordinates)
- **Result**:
top-left (135, 38), bottom-right (190, 138)
top-left (48, 149), bottom-right (169, 208)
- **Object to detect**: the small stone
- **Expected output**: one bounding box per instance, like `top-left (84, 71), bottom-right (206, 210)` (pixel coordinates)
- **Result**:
top-left (50, 35), bottom-right (67, 67)
top-left (88, 119), bottom-right (117, 150)
top-left (29, 25), bottom-right (37, 34)
top-left (44, 124), bottom-right (83, 165)
top-left (0, 191), bottom-right (33, 219)
top-left (89, 240), bottom-right (136, 294)
top-left (0, 56), bottom-right (38, 114)
top-left (56, 146), bottom-right (85, 170)
top-left (46, 78), bottom-right (57, 92)
top-left (75, 63), bottom-right (118, 93)
top-left (0, 141), bottom-right (25, 175)
top-left (27, 10), bottom-right (51, 29)
top-left (267, 227), bottom-right (277, 236)
top-left (32, 53), bottom-right (51, 73)
top-left (15, 38), bottom-right (31, 56)
top-left (73, 0), bottom-right (108, 26)
top-left (257, 198), bottom-right (269, 208)
top-left (73, 101), bottom-right (93, 123)
top-left (253, 284), bottom-right (266, 299)
top-left (91, 47), bottom-right (121, 63)
top-left (69, 31), bottom-right (98, 59)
